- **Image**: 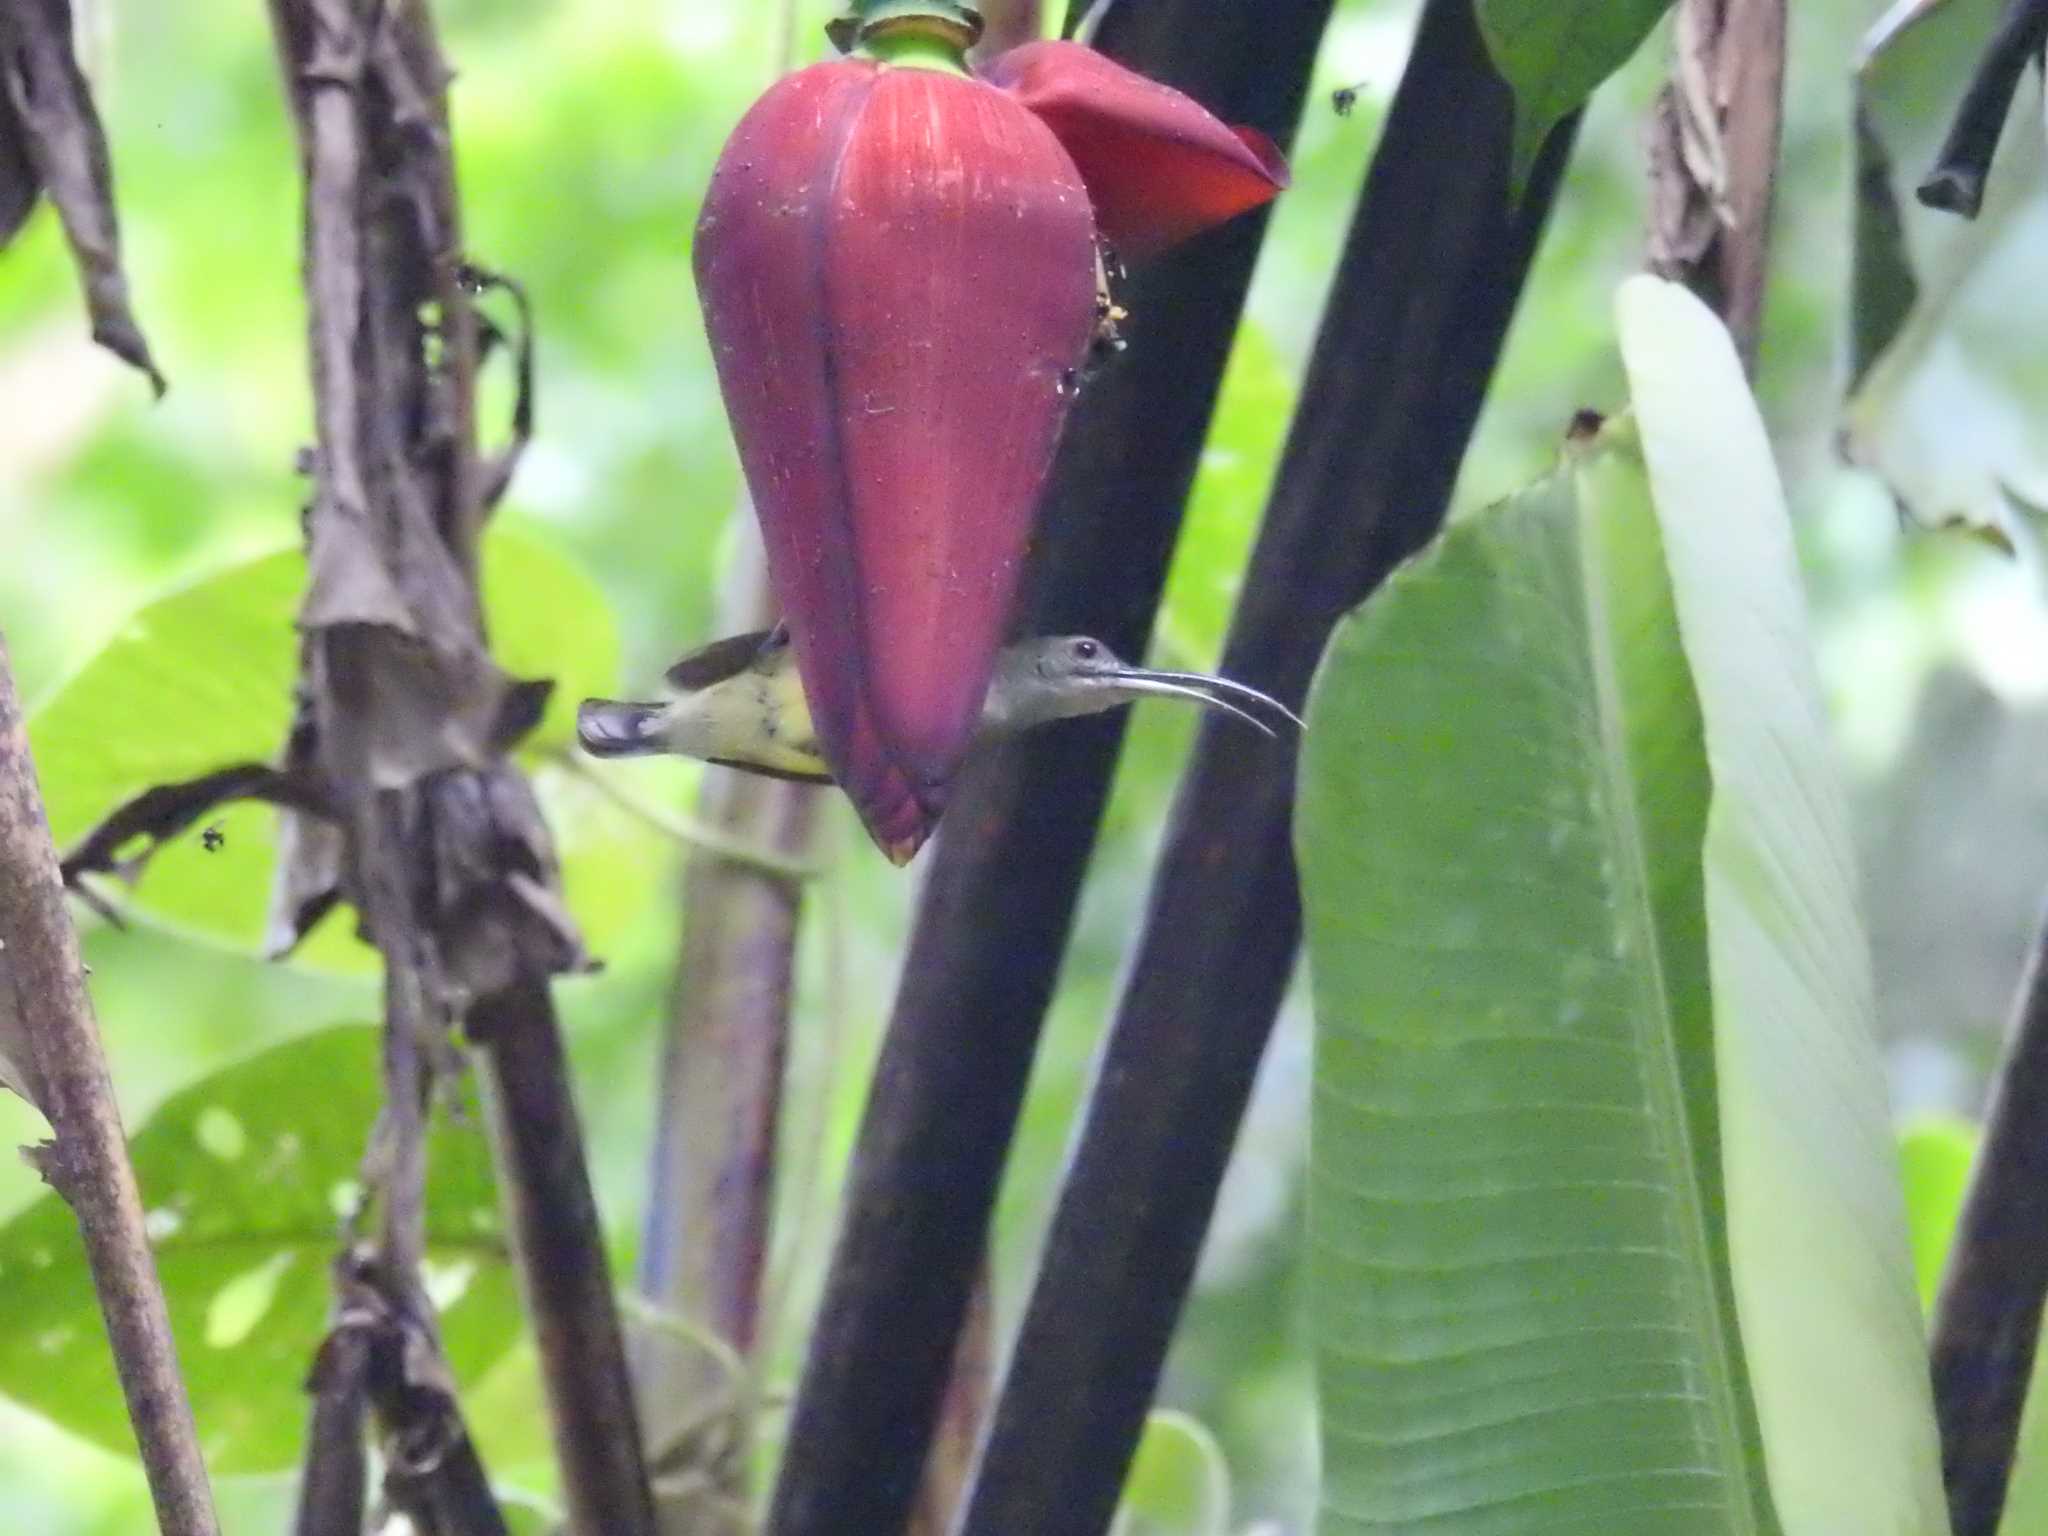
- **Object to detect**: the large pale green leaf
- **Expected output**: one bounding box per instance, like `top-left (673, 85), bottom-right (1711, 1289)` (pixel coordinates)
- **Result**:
top-left (1475, 0), bottom-right (1670, 189)
top-left (0, 1026), bottom-right (518, 1472)
top-left (1618, 275), bottom-right (1945, 1536)
top-left (25, 527), bottom-right (661, 970)
top-left (1298, 276), bottom-right (1947, 1534)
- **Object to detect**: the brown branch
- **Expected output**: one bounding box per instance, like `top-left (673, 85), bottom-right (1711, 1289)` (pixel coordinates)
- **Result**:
top-left (265, 3), bottom-right (655, 1533)
top-left (1646, 0), bottom-right (1786, 371)
top-left (315, 1251), bottom-right (509, 1536)
top-left (295, 1308), bottom-right (371, 1536)
top-left (0, 631), bottom-right (218, 1536)
top-left (357, 791), bottom-right (434, 1283)
top-left (1932, 897), bottom-right (2048, 1535)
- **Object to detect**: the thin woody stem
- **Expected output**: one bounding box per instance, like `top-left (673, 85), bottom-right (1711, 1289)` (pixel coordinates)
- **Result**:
top-left (0, 631), bottom-right (220, 1536)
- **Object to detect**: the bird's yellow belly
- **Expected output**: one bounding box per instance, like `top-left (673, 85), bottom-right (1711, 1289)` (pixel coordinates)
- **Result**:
top-left (701, 675), bottom-right (830, 778)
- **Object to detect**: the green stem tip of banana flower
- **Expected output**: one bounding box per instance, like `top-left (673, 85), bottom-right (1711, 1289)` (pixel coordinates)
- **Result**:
top-left (827, 1), bottom-right (983, 71)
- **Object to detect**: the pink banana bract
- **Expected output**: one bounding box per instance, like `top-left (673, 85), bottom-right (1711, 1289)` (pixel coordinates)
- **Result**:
top-left (695, 36), bottom-right (1287, 862)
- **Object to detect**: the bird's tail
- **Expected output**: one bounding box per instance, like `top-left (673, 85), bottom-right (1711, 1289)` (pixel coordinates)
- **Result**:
top-left (576, 698), bottom-right (666, 758)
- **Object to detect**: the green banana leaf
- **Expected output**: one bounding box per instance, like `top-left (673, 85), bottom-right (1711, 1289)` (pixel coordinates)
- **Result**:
top-left (1297, 276), bottom-right (1948, 1535)
top-left (25, 527), bottom-right (666, 972)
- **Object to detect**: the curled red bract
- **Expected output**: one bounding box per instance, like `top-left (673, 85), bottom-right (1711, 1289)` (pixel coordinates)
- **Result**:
top-left (694, 41), bottom-right (1289, 862)
top-left (980, 40), bottom-right (1290, 262)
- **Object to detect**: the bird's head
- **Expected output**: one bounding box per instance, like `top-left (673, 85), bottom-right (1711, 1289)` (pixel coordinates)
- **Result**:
top-left (986, 635), bottom-right (1303, 736)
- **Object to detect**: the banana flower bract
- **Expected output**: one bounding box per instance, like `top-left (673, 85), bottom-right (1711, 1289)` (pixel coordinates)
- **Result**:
top-left (694, 4), bottom-right (1287, 860)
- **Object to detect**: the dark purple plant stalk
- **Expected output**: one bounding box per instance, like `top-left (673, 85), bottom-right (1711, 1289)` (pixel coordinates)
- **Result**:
top-left (1916, 0), bottom-right (2048, 217)
top-left (955, 2), bottom-right (1582, 1530)
top-left (472, 981), bottom-right (654, 1536)
top-left (762, 5), bottom-right (1333, 1534)
top-left (1932, 899), bottom-right (2048, 1536)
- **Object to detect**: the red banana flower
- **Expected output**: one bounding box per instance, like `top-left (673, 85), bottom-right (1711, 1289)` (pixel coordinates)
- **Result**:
top-left (694, 3), bottom-right (1287, 862)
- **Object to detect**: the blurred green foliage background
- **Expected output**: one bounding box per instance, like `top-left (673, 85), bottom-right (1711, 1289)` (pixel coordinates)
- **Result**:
top-left (0, 0), bottom-right (2039, 1529)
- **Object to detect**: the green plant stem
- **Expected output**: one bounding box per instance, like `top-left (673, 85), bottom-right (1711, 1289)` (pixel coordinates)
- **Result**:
top-left (840, 1), bottom-right (982, 68)
top-left (553, 749), bottom-right (824, 881)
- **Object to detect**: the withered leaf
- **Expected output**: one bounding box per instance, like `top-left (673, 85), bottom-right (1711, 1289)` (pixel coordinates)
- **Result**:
top-left (0, 80), bottom-right (38, 247)
top-left (0, 0), bottom-right (164, 391)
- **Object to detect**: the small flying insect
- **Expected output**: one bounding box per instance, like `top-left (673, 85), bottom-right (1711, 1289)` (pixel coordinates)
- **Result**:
top-left (1088, 239), bottom-right (1131, 376)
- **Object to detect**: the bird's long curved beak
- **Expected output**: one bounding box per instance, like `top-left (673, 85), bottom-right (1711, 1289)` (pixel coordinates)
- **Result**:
top-left (1099, 667), bottom-right (1303, 737)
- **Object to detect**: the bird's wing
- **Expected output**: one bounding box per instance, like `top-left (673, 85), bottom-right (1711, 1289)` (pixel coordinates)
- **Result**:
top-left (664, 628), bottom-right (781, 692)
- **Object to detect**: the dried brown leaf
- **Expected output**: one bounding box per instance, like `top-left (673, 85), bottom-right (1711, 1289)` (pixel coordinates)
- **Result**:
top-left (0, 0), bottom-right (163, 390)
top-left (0, 85), bottom-right (39, 247)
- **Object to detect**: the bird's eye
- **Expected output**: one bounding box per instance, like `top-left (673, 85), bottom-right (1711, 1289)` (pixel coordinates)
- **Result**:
top-left (1073, 639), bottom-right (1098, 660)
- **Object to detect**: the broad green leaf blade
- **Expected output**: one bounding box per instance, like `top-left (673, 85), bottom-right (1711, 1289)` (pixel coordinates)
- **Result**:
top-left (0, 1027), bottom-right (518, 1471)
top-left (1112, 1411), bottom-right (1232, 1536)
top-left (1476, 0), bottom-right (1671, 190)
top-left (30, 548), bottom-right (305, 851)
top-left (1300, 457), bottom-right (1774, 1532)
top-left (1618, 274), bottom-right (1949, 1536)
top-left (27, 528), bottom-right (650, 969)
